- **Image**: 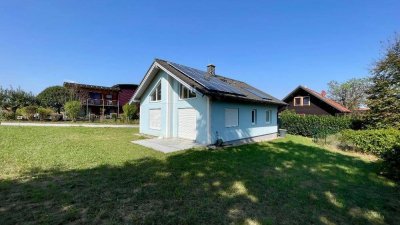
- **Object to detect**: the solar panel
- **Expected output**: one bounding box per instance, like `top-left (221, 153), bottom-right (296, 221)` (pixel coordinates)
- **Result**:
top-left (243, 87), bottom-right (273, 100)
top-left (168, 62), bottom-right (245, 96)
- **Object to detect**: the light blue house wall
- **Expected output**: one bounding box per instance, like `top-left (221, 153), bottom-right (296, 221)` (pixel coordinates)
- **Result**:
top-left (140, 70), bottom-right (210, 144)
top-left (210, 100), bottom-right (278, 143)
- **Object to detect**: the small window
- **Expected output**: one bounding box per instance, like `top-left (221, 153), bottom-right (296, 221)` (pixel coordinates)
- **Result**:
top-left (294, 96), bottom-right (310, 106)
top-left (225, 108), bottom-right (239, 127)
top-left (179, 84), bottom-right (196, 99)
top-left (266, 110), bottom-right (272, 124)
top-left (294, 97), bottom-right (302, 106)
top-left (251, 109), bottom-right (257, 125)
top-left (150, 82), bottom-right (162, 102)
top-left (303, 96), bottom-right (310, 106)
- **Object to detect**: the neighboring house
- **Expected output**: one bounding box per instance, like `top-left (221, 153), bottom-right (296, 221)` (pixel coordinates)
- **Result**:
top-left (64, 82), bottom-right (138, 117)
top-left (129, 59), bottom-right (286, 145)
top-left (281, 85), bottom-right (351, 116)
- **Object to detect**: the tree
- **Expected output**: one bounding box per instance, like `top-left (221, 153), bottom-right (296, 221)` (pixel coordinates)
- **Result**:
top-left (327, 78), bottom-right (370, 110)
top-left (367, 35), bottom-right (400, 128)
top-left (0, 86), bottom-right (37, 112)
top-left (64, 101), bottom-right (81, 122)
top-left (37, 86), bottom-right (70, 113)
top-left (122, 103), bottom-right (137, 122)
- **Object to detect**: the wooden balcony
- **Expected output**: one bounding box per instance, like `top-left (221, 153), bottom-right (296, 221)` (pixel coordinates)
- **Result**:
top-left (84, 99), bottom-right (119, 107)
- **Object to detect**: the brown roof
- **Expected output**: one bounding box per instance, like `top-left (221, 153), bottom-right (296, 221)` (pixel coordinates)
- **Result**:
top-left (283, 85), bottom-right (351, 113)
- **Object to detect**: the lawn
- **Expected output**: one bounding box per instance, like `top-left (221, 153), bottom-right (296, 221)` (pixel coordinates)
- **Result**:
top-left (0, 127), bottom-right (399, 225)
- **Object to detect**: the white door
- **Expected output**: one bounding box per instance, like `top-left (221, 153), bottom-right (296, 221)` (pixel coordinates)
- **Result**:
top-left (178, 108), bottom-right (197, 140)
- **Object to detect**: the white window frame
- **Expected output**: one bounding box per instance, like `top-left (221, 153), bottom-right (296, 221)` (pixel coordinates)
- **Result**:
top-left (150, 81), bottom-right (162, 102)
top-left (179, 83), bottom-right (197, 100)
top-left (149, 108), bottom-right (161, 130)
top-left (225, 108), bottom-right (239, 128)
top-left (251, 109), bottom-right (257, 125)
top-left (266, 110), bottom-right (272, 124)
top-left (294, 96), bottom-right (310, 106)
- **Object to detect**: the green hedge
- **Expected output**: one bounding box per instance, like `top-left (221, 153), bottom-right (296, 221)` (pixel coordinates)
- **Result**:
top-left (339, 129), bottom-right (400, 156)
top-left (279, 110), bottom-right (352, 137)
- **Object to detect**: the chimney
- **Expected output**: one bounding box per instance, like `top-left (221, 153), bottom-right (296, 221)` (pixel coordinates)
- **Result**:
top-left (321, 90), bottom-right (327, 97)
top-left (206, 64), bottom-right (215, 78)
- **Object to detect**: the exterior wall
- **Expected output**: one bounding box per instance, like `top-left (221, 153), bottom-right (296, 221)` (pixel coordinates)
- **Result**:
top-left (210, 100), bottom-right (278, 143)
top-left (139, 71), bottom-right (209, 144)
top-left (283, 89), bottom-right (338, 116)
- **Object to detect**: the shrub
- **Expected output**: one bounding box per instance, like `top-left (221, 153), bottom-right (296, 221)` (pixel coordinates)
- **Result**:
top-left (17, 106), bottom-right (38, 121)
top-left (279, 110), bottom-right (352, 138)
top-left (110, 113), bottom-right (118, 122)
top-left (37, 107), bottom-right (54, 121)
top-left (0, 110), bottom-right (15, 120)
top-left (122, 104), bottom-right (137, 122)
top-left (50, 113), bottom-right (62, 122)
top-left (381, 144), bottom-right (400, 180)
top-left (339, 129), bottom-right (400, 156)
top-left (64, 101), bottom-right (81, 122)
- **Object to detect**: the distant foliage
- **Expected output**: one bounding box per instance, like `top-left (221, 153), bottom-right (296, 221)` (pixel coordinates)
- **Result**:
top-left (339, 129), bottom-right (400, 156)
top-left (64, 101), bottom-right (81, 122)
top-left (0, 110), bottom-right (15, 121)
top-left (37, 86), bottom-right (70, 113)
top-left (279, 110), bottom-right (352, 138)
top-left (327, 78), bottom-right (370, 110)
top-left (0, 86), bottom-right (37, 112)
top-left (123, 104), bottom-right (137, 122)
top-left (367, 35), bottom-right (400, 128)
top-left (37, 107), bottom-right (54, 121)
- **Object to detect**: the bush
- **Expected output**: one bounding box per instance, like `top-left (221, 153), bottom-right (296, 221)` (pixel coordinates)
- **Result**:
top-left (50, 113), bottom-right (62, 122)
top-left (0, 110), bottom-right (15, 120)
top-left (64, 101), bottom-right (81, 122)
top-left (122, 104), bottom-right (137, 122)
top-left (339, 129), bottom-right (400, 156)
top-left (279, 110), bottom-right (352, 138)
top-left (381, 144), bottom-right (400, 180)
top-left (37, 107), bottom-right (54, 121)
top-left (110, 113), bottom-right (118, 122)
top-left (17, 106), bottom-right (38, 121)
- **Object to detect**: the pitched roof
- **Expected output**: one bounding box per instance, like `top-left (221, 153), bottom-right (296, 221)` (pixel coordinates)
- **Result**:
top-left (283, 85), bottom-right (351, 113)
top-left (131, 59), bottom-right (286, 105)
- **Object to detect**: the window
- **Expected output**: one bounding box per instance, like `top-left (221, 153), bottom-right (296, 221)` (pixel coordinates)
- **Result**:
top-left (294, 96), bottom-right (310, 106)
top-left (150, 82), bottom-right (162, 102)
top-left (149, 109), bottom-right (161, 130)
top-left (303, 96), bottom-right (310, 106)
top-left (266, 110), bottom-right (272, 124)
top-left (225, 108), bottom-right (239, 127)
top-left (179, 84), bottom-right (196, 99)
top-left (251, 109), bottom-right (257, 125)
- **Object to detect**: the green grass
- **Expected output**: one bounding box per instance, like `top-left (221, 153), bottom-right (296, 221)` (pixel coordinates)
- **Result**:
top-left (0, 127), bottom-right (399, 225)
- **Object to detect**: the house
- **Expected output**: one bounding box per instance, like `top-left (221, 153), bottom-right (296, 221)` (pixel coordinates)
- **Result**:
top-left (129, 59), bottom-right (286, 145)
top-left (64, 82), bottom-right (138, 117)
top-left (281, 85), bottom-right (351, 116)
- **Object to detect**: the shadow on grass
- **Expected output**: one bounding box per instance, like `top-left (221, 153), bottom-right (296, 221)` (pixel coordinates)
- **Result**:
top-left (0, 140), bottom-right (399, 225)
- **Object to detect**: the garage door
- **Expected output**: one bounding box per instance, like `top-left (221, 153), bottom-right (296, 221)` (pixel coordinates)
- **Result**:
top-left (178, 108), bottom-right (197, 140)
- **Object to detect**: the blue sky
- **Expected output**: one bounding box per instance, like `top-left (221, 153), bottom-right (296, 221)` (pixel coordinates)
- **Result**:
top-left (0, 0), bottom-right (399, 98)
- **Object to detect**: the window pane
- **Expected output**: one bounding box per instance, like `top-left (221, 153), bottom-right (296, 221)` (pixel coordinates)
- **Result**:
top-left (266, 110), bottom-right (270, 123)
top-left (189, 90), bottom-right (196, 98)
top-left (303, 96), bottom-right (310, 105)
top-left (156, 83), bottom-right (161, 101)
top-left (252, 109), bottom-right (257, 124)
top-left (294, 97), bottom-right (302, 106)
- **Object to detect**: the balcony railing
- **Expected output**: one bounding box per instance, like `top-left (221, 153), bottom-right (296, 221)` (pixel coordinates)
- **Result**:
top-left (84, 99), bottom-right (118, 107)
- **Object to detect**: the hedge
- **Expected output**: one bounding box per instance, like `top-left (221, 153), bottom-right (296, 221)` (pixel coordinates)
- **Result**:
top-left (339, 129), bottom-right (400, 156)
top-left (279, 110), bottom-right (352, 137)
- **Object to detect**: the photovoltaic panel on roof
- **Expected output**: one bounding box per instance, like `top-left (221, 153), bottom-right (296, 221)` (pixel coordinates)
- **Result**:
top-left (168, 62), bottom-right (245, 96)
top-left (242, 87), bottom-right (273, 100)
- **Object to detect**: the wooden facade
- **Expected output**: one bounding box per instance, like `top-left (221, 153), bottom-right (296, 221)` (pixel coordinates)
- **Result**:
top-left (281, 86), bottom-right (351, 116)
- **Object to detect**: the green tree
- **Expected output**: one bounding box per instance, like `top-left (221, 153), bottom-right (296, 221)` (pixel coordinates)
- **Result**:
top-left (122, 103), bottom-right (137, 122)
top-left (37, 86), bottom-right (70, 113)
top-left (367, 35), bottom-right (400, 128)
top-left (0, 86), bottom-right (37, 112)
top-left (327, 78), bottom-right (370, 110)
top-left (64, 101), bottom-right (81, 122)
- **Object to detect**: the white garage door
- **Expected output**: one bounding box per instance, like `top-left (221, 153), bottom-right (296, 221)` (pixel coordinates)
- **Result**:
top-left (178, 108), bottom-right (197, 140)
